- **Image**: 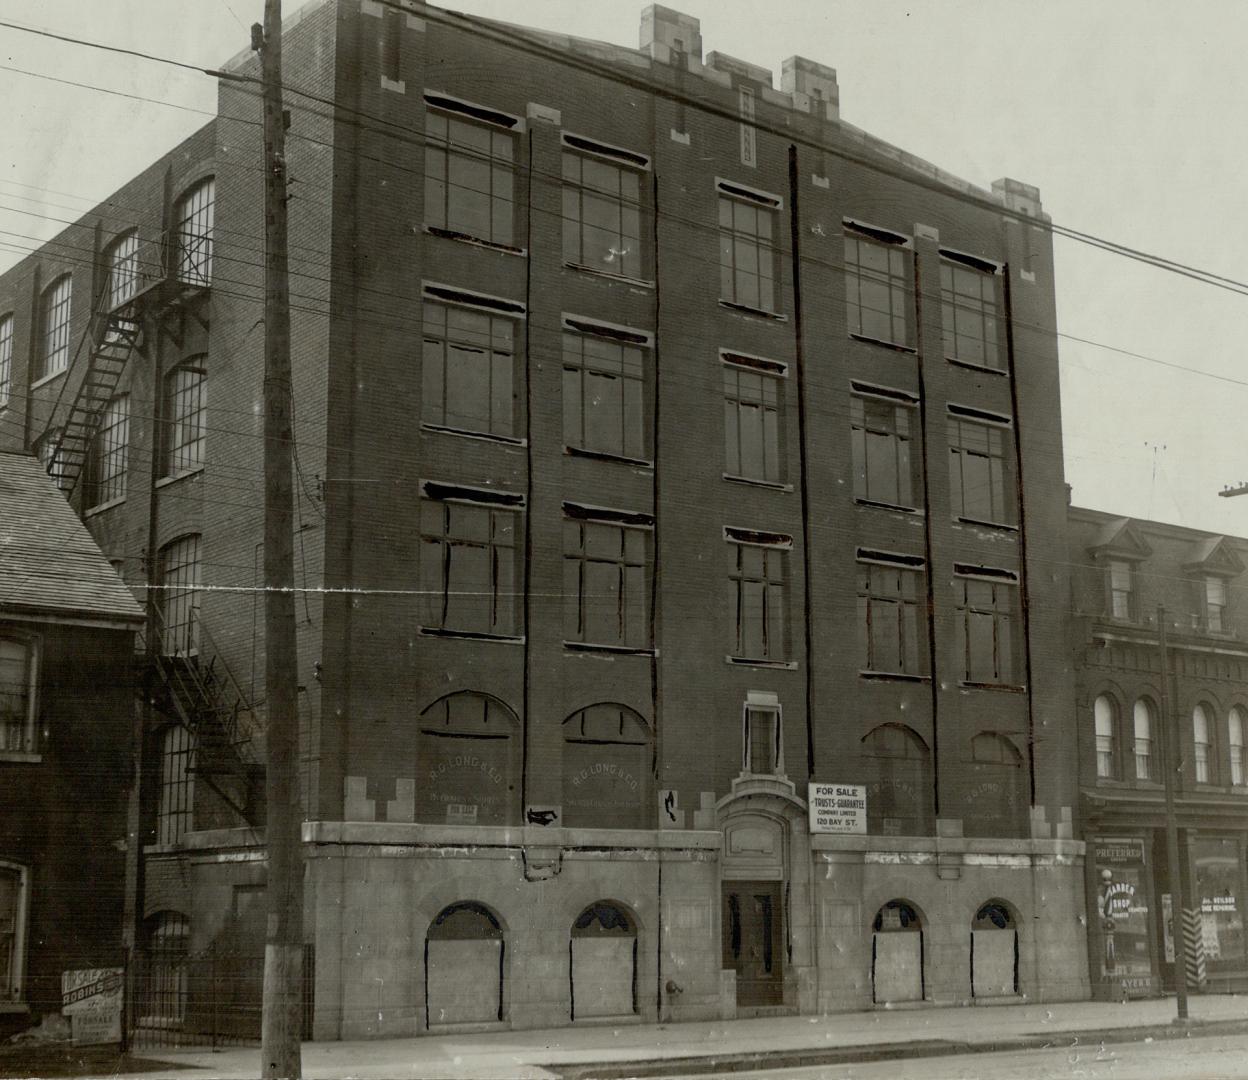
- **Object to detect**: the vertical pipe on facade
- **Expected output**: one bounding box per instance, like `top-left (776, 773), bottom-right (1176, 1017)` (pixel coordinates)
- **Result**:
top-left (649, 151), bottom-right (664, 1017)
top-left (520, 126), bottom-right (535, 818)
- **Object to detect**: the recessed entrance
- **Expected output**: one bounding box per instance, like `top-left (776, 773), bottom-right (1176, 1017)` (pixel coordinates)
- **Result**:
top-left (722, 881), bottom-right (784, 1006)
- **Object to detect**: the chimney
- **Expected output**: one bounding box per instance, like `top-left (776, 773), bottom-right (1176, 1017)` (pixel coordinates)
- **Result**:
top-left (640, 5), bottom-right (703, 66)
top-left (782, 56), bottom-right (839, 121)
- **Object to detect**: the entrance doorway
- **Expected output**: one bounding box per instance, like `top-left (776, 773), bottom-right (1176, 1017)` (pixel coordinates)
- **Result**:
top-left (722, 882), bottom-right (784, 1006)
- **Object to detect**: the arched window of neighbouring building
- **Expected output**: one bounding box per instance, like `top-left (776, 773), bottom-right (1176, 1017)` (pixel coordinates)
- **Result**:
top-left (1133, 699), bottom-right (1156, 781)
top-left (1094, 695), bottom-right (1117, 778)
top-left (156, 724), bottom-right (196, 845)
top-left (1229, 707), bottom-right (1247, 787)
top-left (570, 902), bottom-right (637, 1020)
top-left (871, 900), bottom-right (923, 1004)
top-left (174, 178), bottom-right (214, 286)
top-left (157, 535), bottom-right (202, 656)
top-left (971, 900), bottom-right (1018, 998)
top-left (861, 723), bottom-right (932, 836)
top-left (162, 359), bottom-right (206, 478)
top-left (425, 902), bottom-right (505, 1028)
top-left (562, 704), bottom-right (652, 829)
top-left (1193, 704), bottom-right (1214, 784)
top-left (417, 692), bottom-right (519, 826)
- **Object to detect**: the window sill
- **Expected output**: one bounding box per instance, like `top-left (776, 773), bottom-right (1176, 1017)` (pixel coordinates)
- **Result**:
top-left (422, 423), bottom-right (526, 448)
top-left (423, 225), bottom-right (526, 257)
top-left (718, 300), bottom-right (787, 321)
top-left (418, 626), bottom-right (524, 645)
top-left (849, 333), bottom-right (916, 355)
top-left (564, 641), bottom-right (656, 657)
top-left (726, 655), bottom-right (798, 670)
top-left (566, 445), bottom-right (653, 469)
top-left (948, 357), bottom-right (1009, 377)
top-left (155, 466), bottom-right (205, 489)
top-left (30, 368), bottom-right (68, 391)
top-left (85, 495), bottom-right (127, 518)
top-left (954, 516), bottom-right (1018, 533)
top-left (564, 262), bottom-right (655, 289)
top-left (856, 498), bottom-right (923, 516)
top-left (0, 751), bottom-right (41, 764)
top-left (859, 670), bottom-right (930, 683)
top-left (724, 473), bottom-right (792, 492)
top-left (958, 681), bottom-right (1026, 693)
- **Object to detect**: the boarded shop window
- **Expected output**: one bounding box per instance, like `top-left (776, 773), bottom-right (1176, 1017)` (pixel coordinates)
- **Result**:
top-left (157, 535), bottom-right (201, 656)
top-left (723, 360), bottom-right (783, 484)
top-left (718, 185), bottom-right (780, 313)
top-left (174, 178), bottom-right (214, 287)
top-left (424, 104), bottom-right (516, 246)
top-left (856, 554), bottom-right (927, 676)
top-left (562, 139), bottom-right (648, 279)
top-left (86, 394), bottom-right (129, 507)
top-left (1193, 703), bottom-right (1214, 784)
top-left (37, 274), bottom-right (72, 381)
top-left (1194, 837), bottom-right (1246, 968)
top-left (570, 902), bottom-right (637, 1020)
top-left (1092, 838), bottom-right (1152, 983)
top-left (947, 410), bottom-right (1015, 526)
top-left (843, 223), bottom-right (912, 347)
top-left (0, 312), bottom-right (11, 407)
top-left (726, 530), bottom-right (790, 662)
top-left (851, 391), bottom-right (920, 510)
top-left (421, 301), bottom-right (519, 439)
top-left (0, 636), bottom-right (37, 755)
top-left (971, 900), bottom-right (1018, 998)
top-left (162, 359), bottom-right (206, 476)
top-left (563, 516), bottom-right (652, 650)
top-left (1094, 695), bottom-right (1117, 779)
top-left (425, 902), bottom-right (505, 1027)
top-left (417, 693), bottom-right (519, 826)
top-left (861, 723), bottom-right (932, 836)
top-left (952, 568), bottom-right (1021, 686)
top-left (156, 724), bottom-right (197, 845)
top-left (939, 254), bottom-right (1004, 370)
top-left (965, 732), bottom-right (1028, 838)
top-left (562, 325), bottom-right (649, 462)
top-left (1133, 699), bottom-right (1156, 781)
top-left (562, 704), bottom-right (651, 829)
top-left (871, 901), bottom-right (923, 1004)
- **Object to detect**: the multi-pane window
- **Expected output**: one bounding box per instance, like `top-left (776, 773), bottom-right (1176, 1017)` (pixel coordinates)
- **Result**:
top-left (1094, 695), bottom-right (1116, 779)
top-left (948, 409), bottom-right (1015, 526)
top-left (157, 725), bottom-right (197, 845)
top-left (562, 325), bottom-right (649, 461)
top-left (723, 357), bottom-right (783, 484)
top-left (0, 863), bottom-right (28, 1003)
top-left (0, 637), bottom-right (36, 754)
top-left (162, 360), bottom-right (206, 475)
top-left (34, 429), bottom-right (69, 492)
top-left (857, 552), bottom-right (927, 676)
top-left (174, 178), bottom-right (214, 286)
top-left (563, 514), bottom-right (652, 650)
top-left (1193, 704), bottom-right (1213, 783)
top-left (743, 699), bottom-right (782, 776)
top-left (718, 185), bottom-right (781, 313)
top-left (953, 566), bottom-right (1021, 686)
top-left (86, 394), bottom-right (129, 507)
top-left (1108, 560), bottom-right (1135, 620)
top-left (562, 140), bottom-right (647, 279)
top-left (158, 535), bottom-right (201, 655)
top-left (419, 493), bottom-right (521, 637)
top-left (37, 275), bottom-right (72, 381)
top-left (422, 301), bottom-right (518, 439)
top-left (424, 103), bottom-right (516, 246)
top-left (1204, 576), bottom-right (1228, 633)
top-left (1134, 699), bottom-right (1155, 781)
top-left (107, 231), bottom-right (140, 309)
top-left (726, 529), bottom-right (789, 662)
top-left (0, 313), bottom-right (12, 408)
top-left (851, 388), bottom-right (920, 509)
top-left (563, 704), bottom-right (651, 829)
top-left (843, 224), bottom-right (912, 347)
top-left (1230, 707), bottom-right (1247, 787)
top-left (940, 255), bottom-right (1004, 370)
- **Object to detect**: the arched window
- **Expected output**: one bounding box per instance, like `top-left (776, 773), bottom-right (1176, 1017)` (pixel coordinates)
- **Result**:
top-left (1230, 707), bottom-right (1247, 787)
top-left (1193, 704), bottom-right (1214, 784)
top-left (425, 902), bottom-right (504, 1027)
top-left (1094, 695), bottom-right (1117, 778)
top-left (0, 312), bottom-right (13, 409)
top-left (417, 693), bottom-right (519, 826)
top-left (1133, 699), bottom-right (1155, 781)
top-left (106, 230), bottom-right (140, 310)
top-left (157, 535), bottom-right (201, 656)
top-left (971, 899), bottom-right (1019, 998)
top-left (37, 274), bottom-right (72, 381)
top-left (139, 911), bottom-right (190, 1027)
top-left (562, 704), bottom-right (652, 829)
top-left (966, 732), bottom-right (1028, 838)
top-left (86, 394), bottom-right (129, 507)
top-left (861, 723), bottom-right (932, 836)
top-left (162, 359), bottom-right (206, 476)
top-left (0, 635), bottom-right (38, 754)
top-left (174, 178), bottom-right (214, 286)
top-left (156, 724), bottom-right (196, 844)
top-left (570, 902), bottom-right (637, 1020)
top-left (871, 900), bottom-right (923, 1004)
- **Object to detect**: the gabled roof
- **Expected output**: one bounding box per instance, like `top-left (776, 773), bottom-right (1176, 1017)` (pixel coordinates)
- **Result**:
top-left (1088, 517), bottom-right (1152, 560)
top-left (0, 452), bottom-right (144, 625)
top-left (1185, 534), bottom-right (1245, 578)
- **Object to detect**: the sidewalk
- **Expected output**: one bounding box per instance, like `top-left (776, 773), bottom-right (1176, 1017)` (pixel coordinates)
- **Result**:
top-left (107, 995), bottom-right (1248, 1080)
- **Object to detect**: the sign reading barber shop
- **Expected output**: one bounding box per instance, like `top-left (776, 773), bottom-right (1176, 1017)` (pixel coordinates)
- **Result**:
top-left (807, 782), bottom-right (867, 834)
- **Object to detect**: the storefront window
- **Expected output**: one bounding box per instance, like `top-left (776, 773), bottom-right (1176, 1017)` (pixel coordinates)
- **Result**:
top-left (1092, 838), bottom-right (1153, 990)
top-left (1195, 837), bottom-right (1246, 968)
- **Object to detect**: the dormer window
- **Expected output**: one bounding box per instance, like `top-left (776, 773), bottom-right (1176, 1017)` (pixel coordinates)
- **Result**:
top-left (1108, 560), bottom-right (1136, 621)
top-left (1204, 576), bottom-right (1228, 634)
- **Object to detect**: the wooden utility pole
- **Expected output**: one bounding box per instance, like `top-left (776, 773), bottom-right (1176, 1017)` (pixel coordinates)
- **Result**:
top-left (1157, 605), bottom-right (1190, 1022)
top-left (255, 3), bottom-right (303, 1076)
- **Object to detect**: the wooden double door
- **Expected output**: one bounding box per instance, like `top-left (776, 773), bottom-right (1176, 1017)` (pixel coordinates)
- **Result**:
top-left (722, 881), bottom-right (784, 1006)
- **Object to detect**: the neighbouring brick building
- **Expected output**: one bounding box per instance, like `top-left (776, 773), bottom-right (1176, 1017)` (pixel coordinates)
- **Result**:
top-left (1070, 505), bottom-right (1248, 999)
top-left (0, 0), bottom-right (1089, 1038)
top-left (0, 451), bottom-right (144, 1032)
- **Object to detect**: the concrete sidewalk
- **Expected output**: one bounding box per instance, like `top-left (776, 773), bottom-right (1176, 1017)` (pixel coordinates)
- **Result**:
top-left (112, 995), bottom-right (1248, 1080)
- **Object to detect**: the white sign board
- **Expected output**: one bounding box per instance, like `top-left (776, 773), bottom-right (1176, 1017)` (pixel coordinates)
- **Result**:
top-left (62, 967), bottom-right (123, 1046)
top-left (808, 782), bottom-right (867, 834)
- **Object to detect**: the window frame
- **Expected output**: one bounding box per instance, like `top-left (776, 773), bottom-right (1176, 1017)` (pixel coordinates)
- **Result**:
top-left (562, 505), bottom-right (654, 653)
top-left (0, 633), bottom-right (39, 758)
top-left (0, 312), bottom-right (12, 409)
top-left (1107, 559), bottom-right (1137, 622)
top-left (155, 724), bottom-right (197, 846)
top-left (173, 178), bottom-right (214, 287)
top-left (0, 862), bottom-right (30, 1003)
top-left (36, 274), bottom-right (73, 383)
top-left (1203, 575), bottom-right (1229, 634)
top-left (725, 526), bottom-right (792, 665)
top-left (1093, 694), bottom-right (1117, 780)
top-left (161, 359), bottom-right (207, 477)
top-left (1229, 706), bottom-right (1247, 788)
top-left (562, 703), bottom-right (653, 829)
top-left (1133, 698), bottom-right (1156, 781)
top-left (856, 549), bottom-right (929, 679)
top-left (939, 250), bottom-right (1006, 372)
top-left (157, 534), bottom-right (202, 657)
top-left (851, 383), bottom-right (922, 512)
top-left (717, 179), bottom-right (783, 316)
top-left (722, 351), bottom-right (786, 486)
top-left (947, 406), bottom-right (1016, 528)
top-left (561, 133), bottom-right (651, 282)
top-left (843, 220), bottom-right (914, 350)
top-left (86, 393), bottom-right (130, 509)
top-left (106, 229), bottom-right (141, 311)
top-left (1193, 703), bottom-right (1215, 785)
top-left (952, 564), bottom-right (1022, 688)
top-left (561, 316), bottom-right (652, 465)
top-left (742, 694), bottom-right (783, 777)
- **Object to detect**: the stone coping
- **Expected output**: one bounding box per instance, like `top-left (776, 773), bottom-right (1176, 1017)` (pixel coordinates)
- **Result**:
top-left (810, 833), bottom-right (1085, 857)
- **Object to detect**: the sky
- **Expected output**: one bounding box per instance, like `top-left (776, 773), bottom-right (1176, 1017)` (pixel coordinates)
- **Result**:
top-left (2, 1), bottom-right (1246, 535)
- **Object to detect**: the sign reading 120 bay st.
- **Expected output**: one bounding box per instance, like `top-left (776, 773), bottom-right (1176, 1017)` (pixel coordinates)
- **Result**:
top-left (808, 783), bottom-right (867, 834)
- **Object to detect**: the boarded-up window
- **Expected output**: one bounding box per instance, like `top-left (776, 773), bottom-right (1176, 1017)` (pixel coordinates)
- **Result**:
top-left (417, 693), bottom-right (519, 826)
top-left (570, 903), bottom-right (637, 1019)
top-left (563, 704), bottom-right (651, 829)
top-left (964, 732), bottom-right (1028, 838)
top-left (871, 901), bottom-right (923, 1004)
top-left (861, 724), bottom-right (932, 836)
top-left (971, 900), bottom-right (1018, 998)
top-left (426, 902), bottom-right (504, 1027)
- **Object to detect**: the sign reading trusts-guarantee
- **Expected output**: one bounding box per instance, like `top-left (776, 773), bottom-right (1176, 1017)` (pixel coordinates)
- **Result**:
top-left (808, 783), bottom-right (867, 834)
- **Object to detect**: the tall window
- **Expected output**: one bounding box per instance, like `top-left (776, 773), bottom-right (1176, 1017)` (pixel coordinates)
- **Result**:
top-left (158, 535), bottom-right (201, 655)
top-left (563, 704), bottom-right (652, 829)
top-left (422, 301), bottom-right (518, 439)
top-left (0, 313), bottom-right (12, 408)
top-left (851, 389), bottom-right (920, 510)
top-left (843, 223), bottom-right (912, 347)
top-left (562, 324), bottom-right (649, 461)
top-left (563, 513), bottom-right (651, 650)
top-left (162, 360), bottom-right (206, 475)
top-left (862, 724), bottom-right (933, 836)
top-left (953, 567), bottom-right (1021, 686)
top-left (857, 553), bottom-right (927, 676)
top-left (0, 637), bottom-right (37, 755)
top-left (37, 275), bottom-right (72, 381)
top-left (562, 141), bottom-right (647, 279)
top-left (34, 428), bottom-right (69, 491)
top-left (726, 529), bottom-right (789, 662)
top-left (419, 492), bottom-right (521, 637)
top-left (0, 863), bottom-right (29, 1003)
top-left (157, 725), bottom-right (196, 844)
top-left (1203, 576), bottom-right (1228, 633)
top-left (940, 255), bottom-right (1004, 370)
top-left (107, 231), bottom-right (140, 309)
top-left (1230, 707), bottom-right (1246, 787)
top-left (1094, 695), bottom-right (1117, 779)
top-left (424, 102), bottom-right (516, 246)
top-left (948, 410), bottom-right (1015, 526)
top-left (1134, 699), bottom-right (1155, 781)
top-left (1193, 704), bottom-right (1213, 784)
top-left (418, 693), bottom-right (519, 825)
top-left (718, 184), bottom-right (780, 313)
top-left (743, 698), bottom-right (782, 776)
top-left (86, 394), bottom-right (129, 507)
top-left (723, 357), bottom-right (783, 484)
top-left (1108, 560), bottom-right (1135, 620)
top-left (174, 178), bottom-right (214, 286)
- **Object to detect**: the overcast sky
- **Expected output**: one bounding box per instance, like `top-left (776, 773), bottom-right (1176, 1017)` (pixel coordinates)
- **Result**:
top-left (2, 1), bottom-right (1245, 535)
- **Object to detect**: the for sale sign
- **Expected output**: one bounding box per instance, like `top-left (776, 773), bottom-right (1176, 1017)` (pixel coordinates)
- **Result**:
top-left (61, 968), bottom-right (123, 1045)
top-left (808, 783), bottom-right (867, 834)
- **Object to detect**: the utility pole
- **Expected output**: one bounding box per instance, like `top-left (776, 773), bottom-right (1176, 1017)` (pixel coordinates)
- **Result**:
top-left (1157, 605), bottom-right (1190, 1022)
top-left (254, 3), bottom-right (303, 1077)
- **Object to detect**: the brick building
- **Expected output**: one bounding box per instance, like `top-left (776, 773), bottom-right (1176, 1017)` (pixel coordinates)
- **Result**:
top-left (1070, 505), bottom-right (1248, 999)
top-left (0, 0), bottom-right (1088, 1038)
top-left (0, 451), bottom-right (144, 1031)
